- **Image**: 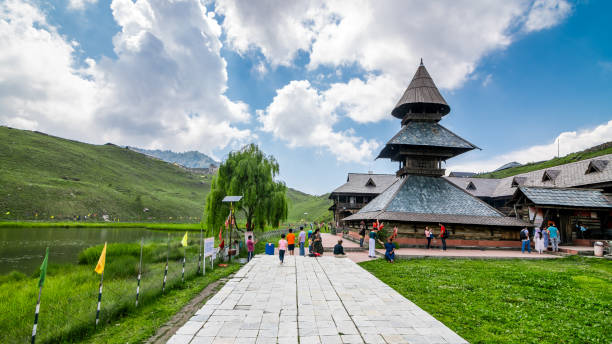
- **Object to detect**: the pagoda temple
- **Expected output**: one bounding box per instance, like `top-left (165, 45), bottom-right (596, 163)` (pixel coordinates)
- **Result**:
top-left (343, 61), bottom-right (529, 247)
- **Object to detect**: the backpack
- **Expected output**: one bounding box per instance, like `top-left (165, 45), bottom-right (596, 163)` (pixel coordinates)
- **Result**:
top-left (442, 230), bottom-right (449, 239)
top-left (520, 229), bottom-right (527, 240)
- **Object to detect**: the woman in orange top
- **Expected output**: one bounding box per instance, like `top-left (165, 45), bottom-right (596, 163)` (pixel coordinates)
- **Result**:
top-left (286, 228), bottom-right (296, 256)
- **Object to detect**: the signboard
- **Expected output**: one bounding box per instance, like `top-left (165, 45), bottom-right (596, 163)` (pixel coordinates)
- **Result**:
top-left (204, 237), bottom-right (215, 257)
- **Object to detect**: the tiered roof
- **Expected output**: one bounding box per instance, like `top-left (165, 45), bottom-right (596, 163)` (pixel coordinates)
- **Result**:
top-left (344, 175), bottom-right (527, 227)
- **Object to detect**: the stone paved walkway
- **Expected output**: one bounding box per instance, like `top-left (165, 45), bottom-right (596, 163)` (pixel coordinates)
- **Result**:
top-left (168, 255), bottom-right (467, 344)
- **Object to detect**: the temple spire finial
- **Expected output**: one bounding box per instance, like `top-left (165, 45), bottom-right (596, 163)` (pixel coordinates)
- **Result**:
top-left (420, 58), bottom-right (423, 66)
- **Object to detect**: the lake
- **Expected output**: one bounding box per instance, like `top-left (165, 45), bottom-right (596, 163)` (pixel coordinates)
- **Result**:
top-left (0, 227), bottom-right (175, 275)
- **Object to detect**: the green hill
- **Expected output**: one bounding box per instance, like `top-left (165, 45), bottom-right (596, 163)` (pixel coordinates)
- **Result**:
top-left (0, 126), bottom-right (331, 224)
top-left (286, 188), bottom-right (332, 223)
top-left (475, 141), bottom-right (612, 179)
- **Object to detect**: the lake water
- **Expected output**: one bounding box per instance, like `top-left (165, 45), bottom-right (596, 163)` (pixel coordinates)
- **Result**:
top-left (0, 227), bottom-right (173, 275)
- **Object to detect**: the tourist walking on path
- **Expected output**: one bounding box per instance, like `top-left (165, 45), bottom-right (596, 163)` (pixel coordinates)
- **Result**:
top-left (548, 223), bottom-right (560, 252)
top-left (333, 239), bottom-right (346, 257)
top-left (298, 227), bottom-right (306, 256)
top-left (287, 228), bottom-right (296, 256)
top-left (542, 226), bottom-right (550, 251)
top-left (379, 237), bottom-right (395, 263)
top-left (246, 235), bottom-right (256, 262)
top-left (278, 234), bottom-right (288, 264)
top-left (534, 231), bottom-right (545, 254)
top-left (313, 229), bottom-right (324, 256)
top-left (520, 227), bottom-right (531, 254)
top-left (439, 223), bottom-right (448, 251)
top-left (359, 221), bottom-right (366, 247)
top-left (368, 227), bottom-right (377, 258)
top-left (425, 227), bottom-right (432, 249)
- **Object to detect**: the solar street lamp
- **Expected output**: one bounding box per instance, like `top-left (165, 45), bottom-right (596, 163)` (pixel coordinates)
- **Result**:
top-left (222, 196), bottom-right (242, 262)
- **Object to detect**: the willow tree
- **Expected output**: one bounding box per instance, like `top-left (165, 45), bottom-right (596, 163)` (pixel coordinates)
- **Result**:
top-left (205, 144), bottom-right (288, 233)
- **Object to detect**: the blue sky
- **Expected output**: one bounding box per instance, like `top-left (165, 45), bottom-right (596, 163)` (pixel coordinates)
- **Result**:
top-left (1, 0), bottom-right (611, 195)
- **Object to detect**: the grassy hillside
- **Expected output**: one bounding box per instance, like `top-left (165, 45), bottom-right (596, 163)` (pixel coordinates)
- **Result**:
top-left (475, 142), bottom-right (612, 179)
top-left (286, 188), bottom-right (332, 223)
top-left (0, 126), bottom-right (331, 224)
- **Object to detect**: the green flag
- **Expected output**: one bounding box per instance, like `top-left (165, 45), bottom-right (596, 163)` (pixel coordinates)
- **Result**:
top-left (39, 247), bottom-right (49, 287)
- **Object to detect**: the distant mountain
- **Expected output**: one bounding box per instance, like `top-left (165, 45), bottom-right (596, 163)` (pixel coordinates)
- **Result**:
top-left (129, 147), bottom-right (219, 168)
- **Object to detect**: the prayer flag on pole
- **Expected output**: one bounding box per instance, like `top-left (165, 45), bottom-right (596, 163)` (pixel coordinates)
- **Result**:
top-left (38, 247), bottom-right (49, 287)
top-left (95, 243), bottom-right (107, 275)
top-left (181, 232), bottom-right (188, 247)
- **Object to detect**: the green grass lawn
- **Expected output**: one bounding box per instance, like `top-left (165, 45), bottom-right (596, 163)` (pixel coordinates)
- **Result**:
top-left (0, 239), bottom-right (234, 344)
top-left (81, 264), bottom-right (240, 344)
top-left (360, 257), bottom-right (612, 344)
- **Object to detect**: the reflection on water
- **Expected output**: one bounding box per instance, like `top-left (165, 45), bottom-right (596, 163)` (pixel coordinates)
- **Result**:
top-left (0, 227), bottom-right (172, 275)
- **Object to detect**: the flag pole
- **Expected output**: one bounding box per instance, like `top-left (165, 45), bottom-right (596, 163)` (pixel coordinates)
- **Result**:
top-left (31, 284), bottom-right (42, 344)
top-left (95, 271), bottom-right (104, 327)
top-left (162, 234), bottom-right (169, 293)
top-left (199, 224), bottom-right (203, 275)
top-left (181, 247), bottom-right (186, 283)
top-left (136, 238), bottom-right (143, 307)
top-left (31, 247), bottom-right (48, 344)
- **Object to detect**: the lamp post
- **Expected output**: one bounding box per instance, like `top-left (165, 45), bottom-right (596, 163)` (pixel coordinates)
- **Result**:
top-left (222, 196), bottom-right (242, 262)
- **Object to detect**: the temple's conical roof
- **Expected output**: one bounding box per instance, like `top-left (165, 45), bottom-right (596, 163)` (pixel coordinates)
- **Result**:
top-left (392, 60), bottom-right (450, 119)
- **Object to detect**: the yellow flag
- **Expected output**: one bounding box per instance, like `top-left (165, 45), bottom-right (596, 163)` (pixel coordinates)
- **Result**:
top-left (181, 232), bottom-right (188, 247)
top-left (95, 242), bottom-right (107, 275)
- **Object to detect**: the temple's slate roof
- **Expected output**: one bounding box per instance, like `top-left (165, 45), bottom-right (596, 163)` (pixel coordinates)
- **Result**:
top-left (392, 61), bottom-right (450, 118)
top-left (445, 154), bottom-right (612, 198)
top-left (344, 175), bottom-right (527, 227)
top-left (329, 173), bottom-right (398, 196)
top-left (443, 176), bottom-right (500, 198)
top-left (515, 186), bottom-right (612, 209)
top-left (377, 122), bottom-right (478, 159)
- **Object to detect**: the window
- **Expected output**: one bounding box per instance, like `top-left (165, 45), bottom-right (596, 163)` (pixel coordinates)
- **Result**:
top-left (365, 178), bottom-right (376, 187)
top-left (542, 170), bottom-right (560, 182)
top-left (466, 182), bottom-right (477, 191)
top-left (511, 177), bottom-right (527, 188)
top-left (585, 160), bottom-right (609, 174)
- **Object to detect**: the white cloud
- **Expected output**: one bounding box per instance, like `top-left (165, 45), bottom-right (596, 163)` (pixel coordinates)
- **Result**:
top-left (67, 0), bottom-right (98, 11)
top-left (0, 0), bottom-right (251, 155)
top-left (223, 0), bottom-right (571, 163)
top-left (447, 120), bottom-right (612, 173)
top-left (218, 0), bottom-right (572, 89)
top-left (523, 0), bottom-right (572, 32)
top-left (257, 80), bottom-right (379, 163)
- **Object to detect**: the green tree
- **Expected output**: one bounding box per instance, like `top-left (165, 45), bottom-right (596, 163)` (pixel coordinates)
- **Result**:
top-left (205, 144), bottom-right (288, 233)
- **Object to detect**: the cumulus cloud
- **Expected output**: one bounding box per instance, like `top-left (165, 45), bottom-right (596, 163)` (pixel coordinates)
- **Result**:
top-left (218, 0), bottom-right (571, 89)
top-left (221, 0), bottom-right (572, 162)
top-left (257, 80), bottom-right (379, 163)
top-left (523, 0), bottom-right (572, 32)
top-left (0, 0), bottom-right (251, 155)
top-left (447, 120), bottom-right (612, 173)
top-left (67, 0), bottom-right (98, 10)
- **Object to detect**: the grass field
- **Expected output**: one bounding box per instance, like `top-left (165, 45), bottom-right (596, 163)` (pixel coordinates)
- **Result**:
top-left (360, 257), bottom-right (612, 344)
top-left (0, 239), bottom-right (236, 344)
top-left (80, 264), bottom-right (239, 344)
top-left (475, 143), bottom-right (612, 179)
top-left (0, 126), bottom-right (331, 223)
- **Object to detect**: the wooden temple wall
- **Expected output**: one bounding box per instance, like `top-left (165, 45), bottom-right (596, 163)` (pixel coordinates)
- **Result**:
top-left (344, 221), bottom-right (524, 248)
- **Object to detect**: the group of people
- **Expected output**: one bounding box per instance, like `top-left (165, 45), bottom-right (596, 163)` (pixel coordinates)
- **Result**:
top-left (520, 223), bottom-right (560, 254)
top-left (423, 224), bottom-right (449, 251)
top-left (276, 227), bottom-right (325, 263)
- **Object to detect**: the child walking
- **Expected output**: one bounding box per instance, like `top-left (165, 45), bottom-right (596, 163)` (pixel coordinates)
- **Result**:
top-left (278, 234), bottom-right (288, 264)
top-left (246, 235), bottom-right (256, 262)
top-left (534, 231), bottom-right (545, 254)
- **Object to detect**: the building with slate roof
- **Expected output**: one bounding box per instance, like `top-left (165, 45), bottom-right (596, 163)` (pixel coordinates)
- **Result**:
top-left (329, 173), bottom-right (398, 224)
top-left (509, 186), bottom-right (612, 242)
top-left (342, 61), bottom-right (530, 248)
top-left (445, 153), bottom-right (612, 241)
